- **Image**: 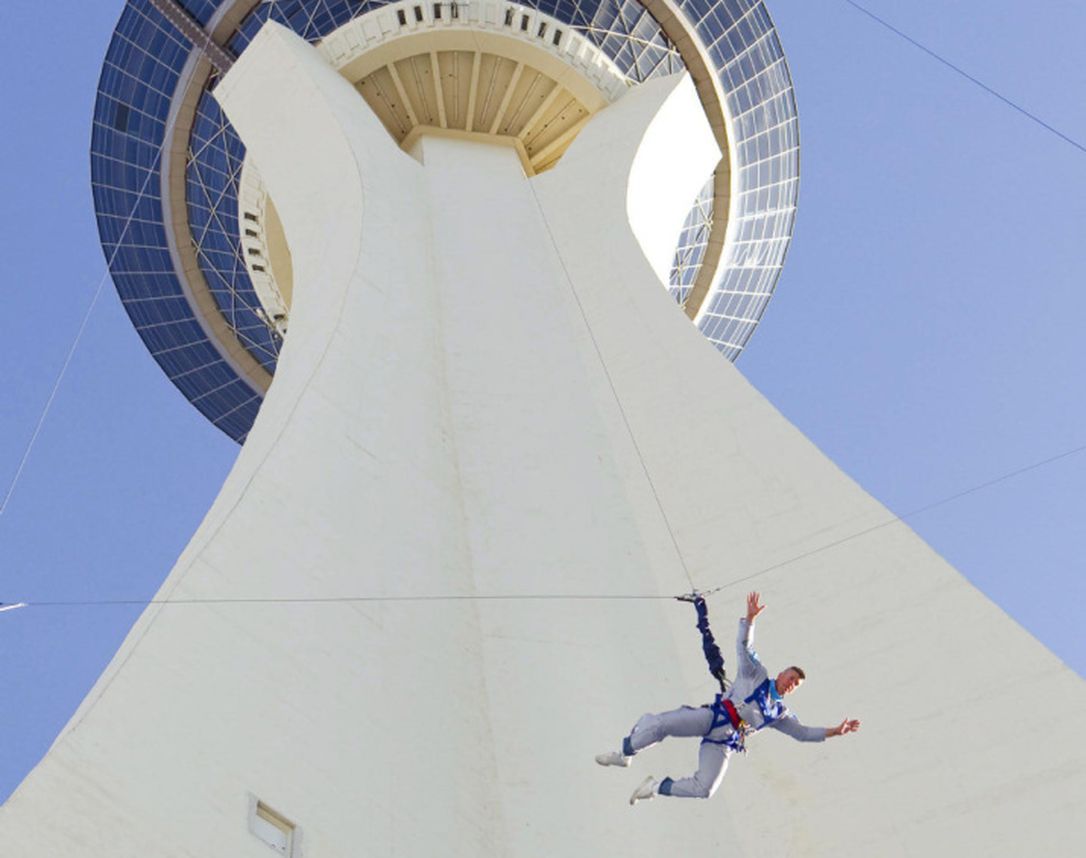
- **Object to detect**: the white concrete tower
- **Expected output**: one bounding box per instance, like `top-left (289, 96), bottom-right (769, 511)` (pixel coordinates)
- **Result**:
top-left (2, 2), bottom-right (1084, 856)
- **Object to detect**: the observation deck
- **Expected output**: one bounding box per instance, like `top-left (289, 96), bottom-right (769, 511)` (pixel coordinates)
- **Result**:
top-left (92, 0), bottom-right (799, 441)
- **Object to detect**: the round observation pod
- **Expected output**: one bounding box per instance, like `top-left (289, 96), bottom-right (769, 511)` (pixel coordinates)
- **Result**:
top-left (92, 0), bottom-right (799, 442)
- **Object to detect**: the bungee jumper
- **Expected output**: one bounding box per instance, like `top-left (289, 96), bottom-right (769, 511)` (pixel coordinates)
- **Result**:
top-left (595, 591), bottom-right (860, 805)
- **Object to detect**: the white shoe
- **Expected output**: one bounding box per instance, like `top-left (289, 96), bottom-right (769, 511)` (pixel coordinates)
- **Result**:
top-left (629, 776), bottom-right (658, 805)
top-left (595, 750), bottom-right (632, 768)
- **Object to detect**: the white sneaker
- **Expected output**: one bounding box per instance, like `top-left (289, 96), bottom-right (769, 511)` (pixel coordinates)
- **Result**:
top-left (629, 776), bottom-right (658, 805)
top-left (595, 750), bottom-right (632, 768)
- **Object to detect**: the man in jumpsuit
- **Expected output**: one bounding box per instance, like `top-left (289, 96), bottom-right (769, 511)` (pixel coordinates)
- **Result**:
top-left (596, 592), bottom-right (861, 804)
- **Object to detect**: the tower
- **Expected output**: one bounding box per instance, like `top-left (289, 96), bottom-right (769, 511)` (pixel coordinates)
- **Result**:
top-left (1, 1), bottom-right (1083, 855)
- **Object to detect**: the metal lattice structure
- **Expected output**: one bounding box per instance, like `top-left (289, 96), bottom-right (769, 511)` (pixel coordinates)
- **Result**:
top-left (669, 175), bottom-right (714, 307)
top-left (187, 94), bottom-right (282, 373)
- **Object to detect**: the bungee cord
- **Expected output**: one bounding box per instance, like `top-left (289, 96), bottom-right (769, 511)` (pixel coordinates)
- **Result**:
top-left (0, 285), bottom-right (106, 520)
top-left (0, 148), bottom-right (163, 524)
top-left (523, 179), bottom-right (698, 594)
top-left (3, 435), bottom-right (1083, 613)
top-left (0, 12), bottom-right (225, 526)
top-left (842, 0), bottom-right (1086, 156)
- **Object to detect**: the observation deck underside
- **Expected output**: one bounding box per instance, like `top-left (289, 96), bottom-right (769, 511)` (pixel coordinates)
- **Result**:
top-left (93, 0), bottom-right (801, 441)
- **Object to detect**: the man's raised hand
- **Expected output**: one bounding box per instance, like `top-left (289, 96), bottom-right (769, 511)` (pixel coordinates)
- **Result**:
top-left (827, 719), bottom-right (861, 738)
top-left (745, 591), bottom-right (766, 623)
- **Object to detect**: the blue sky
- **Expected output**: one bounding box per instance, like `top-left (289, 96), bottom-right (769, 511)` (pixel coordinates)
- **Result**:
top-left (1, 0), bottom-right (1083, 803)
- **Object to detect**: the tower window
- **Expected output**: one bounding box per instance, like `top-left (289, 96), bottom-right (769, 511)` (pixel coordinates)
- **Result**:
top-left (244, 212), bottom-right (259, 222)
top-left (433, 3), bottom-right (442, 18)
top-left (114, 103), bottom-right (130, 132)
top-left (248, 798), bottom-right (297, 856)
top-left (504, 8), bottom-right (513, 26)
top-left (413, 5), bottom-right (423, 22)
top-left (552, 29), bottom-right (563, 46)
top-left (520, 14), bottom-right (529, 31)
top-left (538, 22), bottom-right (547, 38)
top-left (397, 9), bottom-right (407, 25)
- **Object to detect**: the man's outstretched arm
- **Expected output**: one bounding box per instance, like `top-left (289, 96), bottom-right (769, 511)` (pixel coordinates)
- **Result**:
top-left (736, 591), bottom-right (767, 677)
top-left (771, 716), bottom-right (861, 743)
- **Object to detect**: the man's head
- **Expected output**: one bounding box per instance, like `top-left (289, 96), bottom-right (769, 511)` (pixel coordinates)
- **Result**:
top-left (775, 666), bottom-right (806, 696)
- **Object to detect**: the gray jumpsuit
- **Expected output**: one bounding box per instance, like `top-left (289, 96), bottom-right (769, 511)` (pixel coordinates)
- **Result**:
top-left (623, 617), bottom-right (826, 798)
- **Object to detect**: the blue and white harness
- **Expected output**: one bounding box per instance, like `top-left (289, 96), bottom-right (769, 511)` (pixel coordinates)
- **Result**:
top-left (703, 678), bottom-right (788, 753)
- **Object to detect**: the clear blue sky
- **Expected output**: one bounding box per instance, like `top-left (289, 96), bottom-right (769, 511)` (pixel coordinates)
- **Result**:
top-left (1, 0), bottom-right (1083, 803)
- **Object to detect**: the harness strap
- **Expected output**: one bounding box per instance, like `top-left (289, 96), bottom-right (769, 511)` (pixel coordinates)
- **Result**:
top-left (743, 678), bottom-right (787, 728)
top-left (704, 695), bottom-right (747, 752)
top-left (721, 698), bottom-right (744, 732)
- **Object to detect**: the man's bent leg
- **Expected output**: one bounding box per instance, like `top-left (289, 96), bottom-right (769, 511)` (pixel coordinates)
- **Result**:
top-left (658, 742), bottom-right (729, 798)
top-left (624, 705), bottom-right (712, 756)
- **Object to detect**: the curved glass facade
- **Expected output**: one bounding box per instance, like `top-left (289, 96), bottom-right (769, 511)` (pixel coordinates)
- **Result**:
top-left (686, 0), bottom-right (800, 359)
top-left (92, 0), bottom-right (798, 441)
top-left (92, 1), bottom-right (264, 441)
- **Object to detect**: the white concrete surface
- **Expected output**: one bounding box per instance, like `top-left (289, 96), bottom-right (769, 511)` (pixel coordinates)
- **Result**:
top-left (2, 21), bottom-right (1083, 858)
top-left (625, 74), bottom-right (721, 285)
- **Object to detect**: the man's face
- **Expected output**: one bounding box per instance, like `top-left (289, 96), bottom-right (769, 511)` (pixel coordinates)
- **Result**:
top-left (775, 668), bottom-right (803, 696)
